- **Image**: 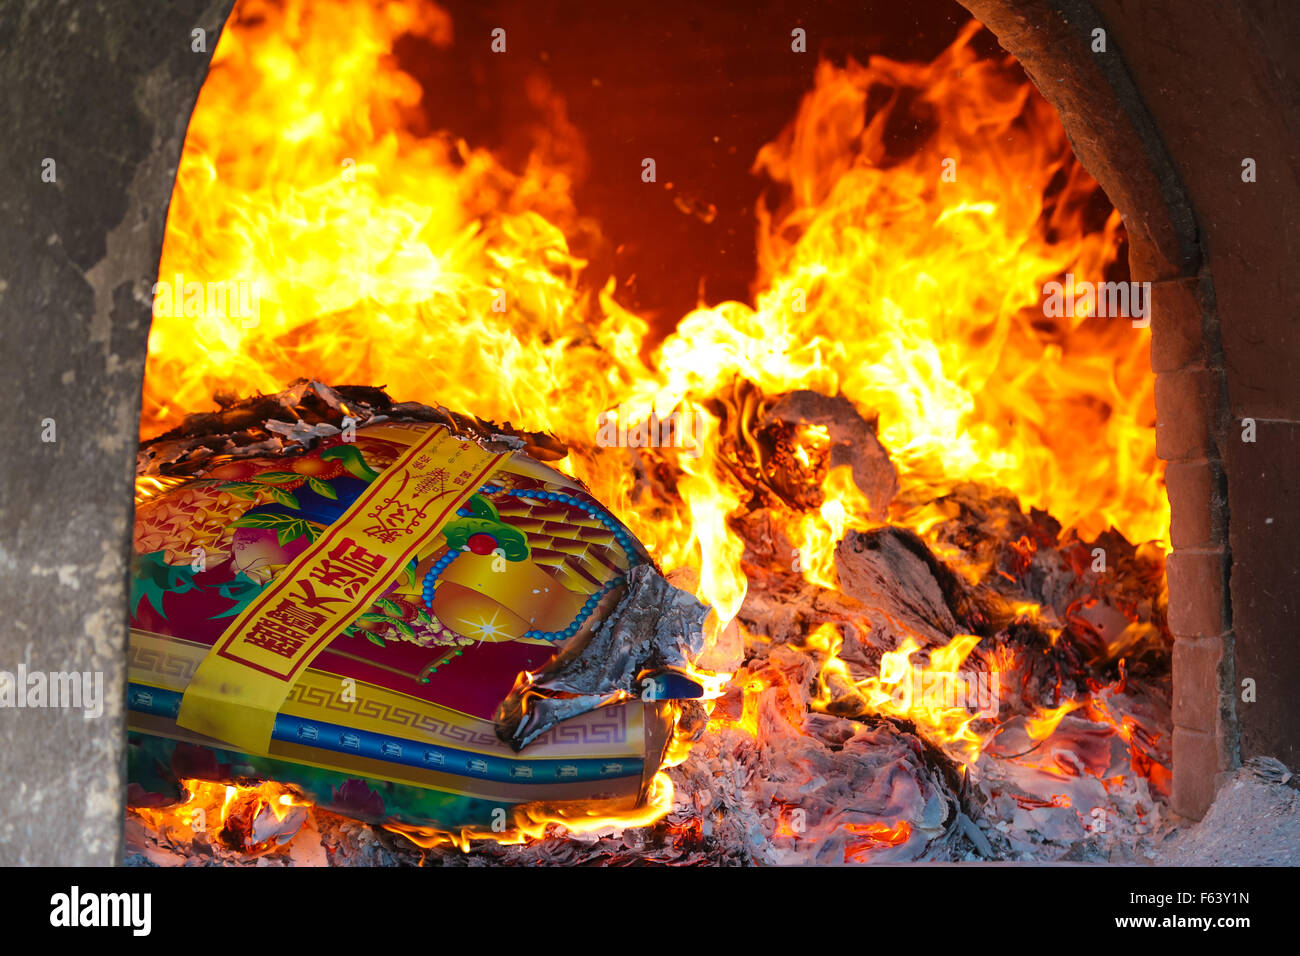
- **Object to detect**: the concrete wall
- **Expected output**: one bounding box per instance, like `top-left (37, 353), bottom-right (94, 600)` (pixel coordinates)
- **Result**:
top-left (0, 0), bottom-right (234, 865)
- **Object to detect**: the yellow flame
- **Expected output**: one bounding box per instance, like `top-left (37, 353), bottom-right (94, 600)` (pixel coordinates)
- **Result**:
top-left (132, 777), bottom-right (311, 848)
top-left (145, 2), bottom-right (1166, 624)
top-left (1025, 700), bottom-right (1081, 740)
top-left (383, 770), bottom-right (677, 853)
top-left (140, 0), bottom-right (1172, 836)
top-left (804, 623), bottom-right (997, 763)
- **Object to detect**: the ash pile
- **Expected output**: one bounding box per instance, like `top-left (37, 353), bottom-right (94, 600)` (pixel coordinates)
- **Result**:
top-left (128, 381), bottom-right (1178, 865)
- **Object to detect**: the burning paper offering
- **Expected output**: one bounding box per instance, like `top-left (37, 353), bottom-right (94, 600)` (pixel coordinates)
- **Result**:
top-left (127, 387), bottom-right (711, 840)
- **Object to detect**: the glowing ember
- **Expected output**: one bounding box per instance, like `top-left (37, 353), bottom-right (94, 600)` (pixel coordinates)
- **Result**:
top-left (383, 771), bottom-right (678, 853)
top-left (804, 624), bottom-right (996, 764)
top-left (131, 778), bottom-right (312, 854)
top-left (844, 820), bottom-right (913, 863)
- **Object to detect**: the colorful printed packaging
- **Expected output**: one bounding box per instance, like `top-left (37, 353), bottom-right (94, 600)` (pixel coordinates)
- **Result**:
top-left (127, 421), bottom-right (673, 831)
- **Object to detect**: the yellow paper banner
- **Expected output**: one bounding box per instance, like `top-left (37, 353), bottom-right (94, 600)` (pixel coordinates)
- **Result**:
top-left (177, 425), bottom-right (507, 753)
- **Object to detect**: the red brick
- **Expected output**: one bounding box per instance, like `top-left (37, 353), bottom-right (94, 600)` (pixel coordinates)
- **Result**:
top-left (1150, 276), bottom-right (1206, 373)
top-left (1172, 634), bottom-right (1225, 733)
top-left (1164, 458), bottom-right (1226, 549)
top-left (1155, 368), bottom-right (1220, 461)
top-left (1166, 548), bottom-right (1228, 638)
top-left (1172, 727), bottom-right (1228, 820)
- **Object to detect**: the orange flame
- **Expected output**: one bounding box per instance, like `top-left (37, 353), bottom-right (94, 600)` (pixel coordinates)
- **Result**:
top-left (843, 820), bottom-right (913, 863)
top-left (141, 0), bottom-right (1171, 842)
top-left (804, 623), bottom-right (997, 763)
top-left (146, 1), bottom-right (1165, 612)
top-left (383, 770), bottom-right (677, 853)
top-left (1025, 700), bottom-right (1082, 740)
top-left (132, 778), bottom-right (312, 852)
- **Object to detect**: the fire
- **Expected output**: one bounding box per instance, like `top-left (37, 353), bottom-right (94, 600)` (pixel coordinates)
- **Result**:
top-left (134, 773), bottom-right (681, 857)
top-left (145, 0), bottom-right (1165, 587)
top-left (383, 771), bottom-right (678, 853)
top-left (140, 0), bottom-right (1172, 852)
top-left (1025, 700), bottom-right (1082, 740)
top-left (132, 778), bottom-right (312, 853)
top-left (794, 465), bottom-right (882, 589)
top-left (804, 623), bottom-right (995, 763)
top-left (843, 820), bottom-right (913, 863)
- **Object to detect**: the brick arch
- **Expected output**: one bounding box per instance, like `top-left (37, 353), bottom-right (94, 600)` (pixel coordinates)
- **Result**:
top-left (957, 0), bottom-right (1238, 820)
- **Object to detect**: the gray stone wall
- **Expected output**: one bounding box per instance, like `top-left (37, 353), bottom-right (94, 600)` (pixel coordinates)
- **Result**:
top-left (0, 0), bottom-right (233, 866)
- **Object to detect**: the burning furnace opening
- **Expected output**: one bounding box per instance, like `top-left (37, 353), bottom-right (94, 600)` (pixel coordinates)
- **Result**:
top-left (126, 0), bottom-right (1183, 864)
